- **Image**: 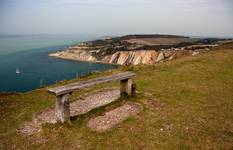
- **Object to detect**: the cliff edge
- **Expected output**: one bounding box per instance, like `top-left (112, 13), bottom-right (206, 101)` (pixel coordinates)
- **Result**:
top-left (49, 34), bottom-right (230, 65)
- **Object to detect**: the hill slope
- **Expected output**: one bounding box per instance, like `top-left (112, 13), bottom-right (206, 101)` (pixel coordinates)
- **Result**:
top-left (1, 43), bottom-right (233, 149)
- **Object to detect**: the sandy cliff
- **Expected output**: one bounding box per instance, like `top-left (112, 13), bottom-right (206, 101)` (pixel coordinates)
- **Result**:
top-left (49, 50), bottom-right (97, 62)
top-left (49, 34), bottom-right (224, 65)
top-left (50, 45), bottom-right (217, 65)
top-left (107, 50), bottom-right (158, 65)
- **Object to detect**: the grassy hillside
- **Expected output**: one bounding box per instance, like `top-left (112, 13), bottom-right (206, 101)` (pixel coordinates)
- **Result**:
top-left (0, 44), bottom-right (233, 149)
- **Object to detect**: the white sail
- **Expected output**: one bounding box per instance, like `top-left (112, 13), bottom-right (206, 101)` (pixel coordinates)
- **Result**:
top-left (16, 68), bottom-right (20, 74)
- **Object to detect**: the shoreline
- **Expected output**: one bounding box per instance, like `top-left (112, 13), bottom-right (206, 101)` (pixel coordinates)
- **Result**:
top-left (49, 53), bottom-right (121, 66)
top-left (47, 34), bottom-right (228, 66)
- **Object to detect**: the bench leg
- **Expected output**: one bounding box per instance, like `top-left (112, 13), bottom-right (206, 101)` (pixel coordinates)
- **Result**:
top-left (55, 94), bottom-right (71, 124)
top-left (120, 78), bottom-right (132, 95)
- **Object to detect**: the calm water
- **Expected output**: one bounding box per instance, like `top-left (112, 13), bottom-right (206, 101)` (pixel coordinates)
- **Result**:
top-left (0, 35), bottom-right (116, 92)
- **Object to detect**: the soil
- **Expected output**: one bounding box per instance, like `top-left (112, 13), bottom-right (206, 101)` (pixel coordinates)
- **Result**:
top-left (86, 103), bottom-right (142, 131)
top-left (18, 89), bottom-right (120, 135)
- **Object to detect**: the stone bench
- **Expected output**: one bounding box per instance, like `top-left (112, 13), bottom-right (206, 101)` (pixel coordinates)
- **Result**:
top-left (48, 71), bottom-right (136, 124)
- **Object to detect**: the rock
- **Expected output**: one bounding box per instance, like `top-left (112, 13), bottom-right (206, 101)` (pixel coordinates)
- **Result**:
top-left (102, 55), bottom-right (112, 63)
top-left (163, 50), bottom-right (174, 58)
top-left (49, 42), bottom-right (218, 66)
top-left (87, 56), bottom-right (97, 61)
top-left (109, 52), bottom-right (120, 64)
top-left (117, 52), bottom-right (131, 65)
top-left (156, 52), bottom-right (165, 62)
top-left (168, 52), bottom-right (177, 60)
top-left (86, 103), bottom-right (142, 131)
top-left (141, 50), bottom-right (158, 64)
top-left (108, 50), bottom-right (158, 65)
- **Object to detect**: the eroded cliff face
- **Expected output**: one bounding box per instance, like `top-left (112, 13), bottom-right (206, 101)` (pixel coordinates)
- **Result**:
top-left (49, 44), bottom-right (217, 65)
top-left (49, 50), bottom-right (97, 62)
top-left (105, 44), bottom-right (218, 65)
top-left (48, 34), bottom-right (228, 65)
top-left (107, 50), bottom-right (159, 65)
top-left (102, 50), bottom-right (191, 65)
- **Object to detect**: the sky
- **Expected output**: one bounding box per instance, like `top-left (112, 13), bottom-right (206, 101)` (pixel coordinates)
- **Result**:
top-left (0, 0), bottom-right (233, 38)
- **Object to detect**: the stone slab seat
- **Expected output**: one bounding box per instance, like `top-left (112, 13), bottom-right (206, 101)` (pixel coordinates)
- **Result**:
top-left (47, 71), bottom-right (136, 124)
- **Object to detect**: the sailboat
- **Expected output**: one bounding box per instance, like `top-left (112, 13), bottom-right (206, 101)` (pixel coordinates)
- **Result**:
top-left (16, 68), bottom-right (21, 74)
top-left (40, 79), bottom-right (44, 87)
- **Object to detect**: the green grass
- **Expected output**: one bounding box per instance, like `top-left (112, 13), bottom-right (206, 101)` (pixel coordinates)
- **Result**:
top-left (0, 45), bottom-right (233, 149)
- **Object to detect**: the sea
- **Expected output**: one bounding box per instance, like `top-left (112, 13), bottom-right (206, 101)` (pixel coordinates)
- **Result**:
top-left (0, 35), bottom-right (116, 92)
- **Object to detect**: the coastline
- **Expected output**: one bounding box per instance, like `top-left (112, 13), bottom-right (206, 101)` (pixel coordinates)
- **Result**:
top-left (47, 35), bottom-right (229, 66)
top-left (0, 39), bottom-right (117, 93)
top-left (49, 53), bottom-right (120, 66)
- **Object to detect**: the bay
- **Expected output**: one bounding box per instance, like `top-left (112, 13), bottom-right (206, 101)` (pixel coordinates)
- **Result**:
top-left (0, 35), bottom-right (116, 92)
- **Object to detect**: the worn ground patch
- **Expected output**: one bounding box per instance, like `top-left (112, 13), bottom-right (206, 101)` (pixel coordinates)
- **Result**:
top-left (70, 89), bottom-right (120, 116)
top-left (18, 89), bottom-right (120, 135)
top-left (86, 102), bottom-right (142, 131)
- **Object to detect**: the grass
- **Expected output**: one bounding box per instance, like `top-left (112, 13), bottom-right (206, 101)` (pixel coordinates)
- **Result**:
top-left (0, 44), bottom-right (233, 149)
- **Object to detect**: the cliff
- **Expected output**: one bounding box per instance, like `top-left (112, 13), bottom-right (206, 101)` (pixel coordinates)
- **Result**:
top-left (49, 50), bottom-right (97, 62)
top-left (108, 50), bottom-right (158, 65)
top-left (49, 34), bottom-right (226, 65)
top-left (50, 45), bottom-right (217, 65)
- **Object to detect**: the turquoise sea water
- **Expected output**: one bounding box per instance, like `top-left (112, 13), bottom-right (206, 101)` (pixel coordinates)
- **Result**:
top-left (0, 35), bottom-right (116, 92)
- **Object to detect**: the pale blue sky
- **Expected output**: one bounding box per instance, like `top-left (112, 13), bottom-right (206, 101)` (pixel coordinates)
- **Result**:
top-left (0, 0), bottom-right (233, 37)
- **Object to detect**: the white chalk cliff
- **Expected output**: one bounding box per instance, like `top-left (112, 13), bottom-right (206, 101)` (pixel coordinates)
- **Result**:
top-left (50, 44), bottom-right (217, 65)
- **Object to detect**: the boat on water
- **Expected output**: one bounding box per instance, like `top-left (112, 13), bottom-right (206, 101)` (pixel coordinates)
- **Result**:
top-left (16, 68), bottom-right (21, 74)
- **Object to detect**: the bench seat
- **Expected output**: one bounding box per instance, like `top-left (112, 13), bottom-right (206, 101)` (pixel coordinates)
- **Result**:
top-left (48, 71), bottom-right (136, 96)
top-left (47, 71), bottom-right (136, 124)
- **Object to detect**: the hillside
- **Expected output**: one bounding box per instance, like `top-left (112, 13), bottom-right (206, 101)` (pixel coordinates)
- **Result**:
top-left (1, 42), bottom-right (233, 149)
top-left (49, 34), bottom-right (228, 65)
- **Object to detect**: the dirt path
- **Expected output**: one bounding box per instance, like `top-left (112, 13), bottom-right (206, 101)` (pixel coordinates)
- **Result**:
top-left (87, 103), bottom-right (142, 131)
top-left (18, 89), bottom-right (120, 135)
